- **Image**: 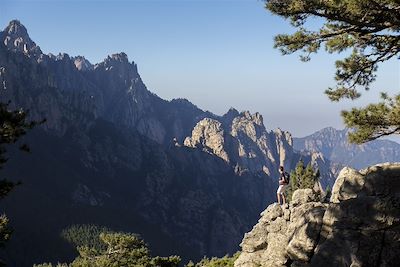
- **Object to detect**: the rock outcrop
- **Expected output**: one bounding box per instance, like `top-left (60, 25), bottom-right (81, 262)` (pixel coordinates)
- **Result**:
top-left (184, 111), bottom-right (337, 187)
top-left (0, 19), bottom-right (42, 57)
top-left (235, 163), bottom-right (400, 267)
top-left (73, 56), bottom-right (94, 71)
top-left (184, 118), bottom-right (230, 162)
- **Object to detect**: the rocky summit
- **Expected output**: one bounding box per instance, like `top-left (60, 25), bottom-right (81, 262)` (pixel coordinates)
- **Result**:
top-left (183, 111), bottom-right (337, 189)
top-left (0, 19), bottom-right (42, 56)
top-left (235, 163), bottom-right (400, 267)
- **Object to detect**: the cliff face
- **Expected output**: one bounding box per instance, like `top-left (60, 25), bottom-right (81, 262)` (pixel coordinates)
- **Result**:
top-left (183, 112), bottom-right (288, 177)
top-left (184, 111), bottom-right (337, 189)
top-left (235, 163), bottom-right (400, 267)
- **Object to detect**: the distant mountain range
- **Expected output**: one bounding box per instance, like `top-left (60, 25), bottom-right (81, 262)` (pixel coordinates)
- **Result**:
top-left (294, 127), bottom-right (400, 169)
top-left (0, 20), bottom-right (398, 266)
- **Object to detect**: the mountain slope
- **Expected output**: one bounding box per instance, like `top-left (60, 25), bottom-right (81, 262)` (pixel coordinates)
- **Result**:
top-left (0, 20), bottom-right (274, 265)
top-left (2, 121), bottom-right (269, 265)
top-left (293, 127), bottom-right (400, 169)
top-left (0, 20), bottom-right (211, 145)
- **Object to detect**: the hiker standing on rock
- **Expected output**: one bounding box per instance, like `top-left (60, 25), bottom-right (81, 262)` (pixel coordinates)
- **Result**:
top-left (277, 166), bottom-right (288, 205)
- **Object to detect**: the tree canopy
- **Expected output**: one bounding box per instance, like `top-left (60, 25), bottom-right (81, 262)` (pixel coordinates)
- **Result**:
top-left (35, 231), bottom-right (180, 267)
top-left (0, 102), bottom-right (36, 193)
top-left (286, 160), bottom-right (320, 202)
top-left (186, 253), bottom-right (240, 267)
top-left (61, 224), bottom-right (111, 252)
top-left (265, 0), bottom-right (400, 143)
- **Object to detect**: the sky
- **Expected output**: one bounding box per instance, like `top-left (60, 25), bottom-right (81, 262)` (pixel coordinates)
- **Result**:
top-left (0, 0), bottom-right (399, 139)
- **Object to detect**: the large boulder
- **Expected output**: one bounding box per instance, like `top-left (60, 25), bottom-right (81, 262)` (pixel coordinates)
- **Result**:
top-left (235, 191), bottom-right (324, 267)
top-left (235, 163), bottom-right (400, 267)
top-left (330, 167), bottom-right (365, 203)
top-left (291, 189), bottom-right (319, 206)
top-left (184, 118), bottom-right (230, 162)
top-left (236, 205), bottom-right (290, 267)
top-left (286, 204), bottom-right (326, 262)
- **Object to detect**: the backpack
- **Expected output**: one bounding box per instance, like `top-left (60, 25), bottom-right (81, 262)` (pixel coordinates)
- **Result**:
top-left (283, 171), bottom-right (290, 184)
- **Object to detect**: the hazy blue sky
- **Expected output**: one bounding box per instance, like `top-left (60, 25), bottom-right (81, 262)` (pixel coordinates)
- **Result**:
top-left (1, 0), bottom-right (399, 138)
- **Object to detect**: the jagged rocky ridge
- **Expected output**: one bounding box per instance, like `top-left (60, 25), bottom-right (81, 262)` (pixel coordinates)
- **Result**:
top-left (294, 127), bottom-right (400, 169)
top-left (184, 111), bottom-right (292, 176)
top-left (183, 112), bottom-right (337, 188)
top-left (0, 21), bottom-right (213, 144)
top-left (235, 163), bottom-right (400, 267)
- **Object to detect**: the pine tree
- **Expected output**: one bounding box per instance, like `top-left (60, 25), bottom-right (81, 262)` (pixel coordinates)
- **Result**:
top-left (185, 253), bottom-right (240, 267)
top-left (264, 0), bottom-right (400, 143)
top-left (342, 93), bottom-right (400, 143)
top-left (325, 185), bottom-right (332, 200)
top-left (302, 163), bottom-right (316, 188)
top-left (61, 224), bottom-right (111, 252)
top-left (35, 232), bottom-right (181, 267)
top-left (286, 160), bottom-right (320, 202)
top-left (287, 160), bottom-right (305, 201)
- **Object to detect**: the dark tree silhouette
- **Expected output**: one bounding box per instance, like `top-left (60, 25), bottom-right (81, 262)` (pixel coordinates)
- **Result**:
top-left (0, 102), bottom-right (39, 265)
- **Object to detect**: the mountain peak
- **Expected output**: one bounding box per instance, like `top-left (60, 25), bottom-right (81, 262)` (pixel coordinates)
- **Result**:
top-left (238, 110), bottom-right (264, 126)
top-left (73, 56), bottom-right (94, 71)
top-left (225, 107), bottom-right (239, 117)
top-left (95, 52), bottom-right (137, 72)
top-left (2, 20), bottom-right (42, 56)
top-left (320, 126), bottom-right (341, 133)
top-left (5, 20), bottom-right (28, 36)
top-left (109, 52), bottom-right (129, 63)
top-left (310, 126), bottom-right (347, 140)
top-left (222, 107), bottom-right (240, 124)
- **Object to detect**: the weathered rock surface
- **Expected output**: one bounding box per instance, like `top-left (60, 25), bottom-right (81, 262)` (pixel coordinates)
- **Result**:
top-left (184, 118), bottom-right (230, 162)
top-left (235, 163), bottom-right (400, 267)
top-left (0, 19), bottom-right (42, 57)
top-left (73, 56), bottom-right (94, 71)
top-left (184, 111), bottom-right (337, 188)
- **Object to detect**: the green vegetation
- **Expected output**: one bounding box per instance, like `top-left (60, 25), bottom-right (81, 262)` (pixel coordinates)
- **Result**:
top-left (61, 224), bottom-right (111, 252)
top-left (286, 160), bottom-right (320, 201)
top-left (325, 185), bottom-right (332, 200)
top-left (186, 252), bottom-right (240, 267)
top-left (342, 93), bottom-right (400, 143)
top-left (0, 102), bottom-right (38, 265)
top-left (39, 226), bottom-right (241, 267)
top-left (35, 231), bottom-right (180, 267)
top-left (34, 264), bottom-right (68, 267)
top-left (264, 0), bottom-right (400, 143)
top-left (0, 215), bottom-right (10, 251)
